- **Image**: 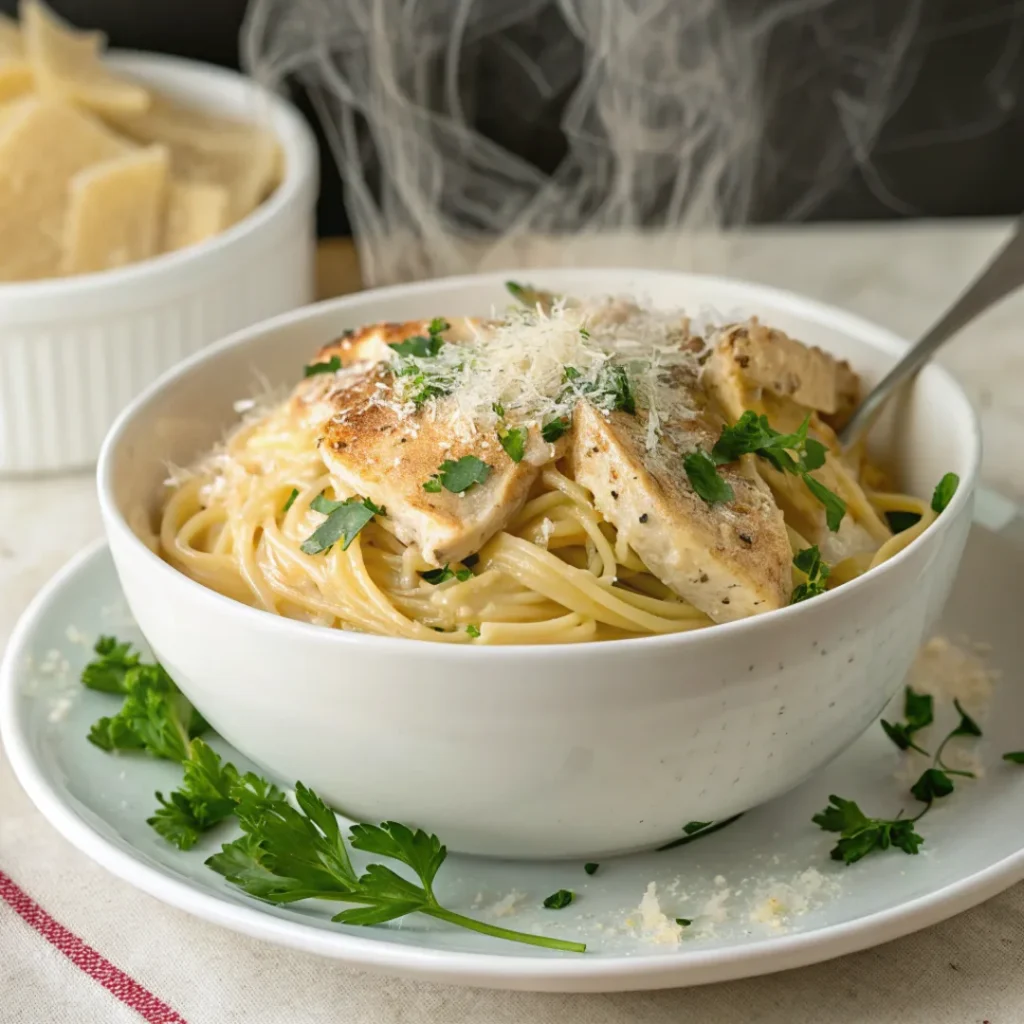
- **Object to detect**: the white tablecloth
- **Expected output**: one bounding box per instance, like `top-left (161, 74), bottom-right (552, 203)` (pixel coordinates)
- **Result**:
top-left (3, 220), bottom-right (1023, 1023)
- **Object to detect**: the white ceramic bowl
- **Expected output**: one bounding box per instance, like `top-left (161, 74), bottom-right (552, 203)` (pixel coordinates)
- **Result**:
top-left (0, 52), bottom-right (318, 476)
top-left (97, 269), bottom-right (980, 859)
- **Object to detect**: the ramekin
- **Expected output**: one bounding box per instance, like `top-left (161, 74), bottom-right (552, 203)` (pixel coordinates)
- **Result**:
top-left (0, 51), bottom-right (318, 475)
top-left (97, 269), bottom-right (980, 859)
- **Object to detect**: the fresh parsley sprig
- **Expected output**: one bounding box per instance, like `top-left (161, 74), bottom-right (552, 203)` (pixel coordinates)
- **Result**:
top-left (812, 795), bottom-right (925, 864)
top-left (149, 739), bottom-right (244, 851)
top-left (820, 693), bottom-right (984, 865)
top-left (791, 546), bottom-right (830, 603)
top-left (81, 639), bottom-right (233, 850)
top-left (81, 640), bottom-right (585, 952)
top-left (208, 776), bottom-right (585, 951)
top-left (301, 493), bottom-right (385, 555)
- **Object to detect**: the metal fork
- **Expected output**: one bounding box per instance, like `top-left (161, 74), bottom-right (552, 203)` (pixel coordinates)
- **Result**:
top-left (840, 219), bottom-right (1024, 449)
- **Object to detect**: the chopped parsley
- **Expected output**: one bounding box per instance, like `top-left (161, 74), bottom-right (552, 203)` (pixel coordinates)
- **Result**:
top-left (424, 456), bottom-right (491, 494)
top-left (300, 494), bottom-right (385, 555)
top-left (560, 362), bottom-right (636, 416)
top-left (389, 318), bottom-right (459, 407)
top-left (282, 487), bottom-right (299, 513)
top-left (303, 355), bottom-right (342, 377)
top-left (675, 918), bottom-right (692, 927)
top-left (881, 687), bottom-right (934, 755)
top-left (708, 411), bottom-right (846, 530)
top-left (656, 814), bottom-right (743, 851)
top-left (683, 451), bottom-right (735, 504)
top-left (543, 889), bottom-right (574, 909)
top-left (931, 472), bottom-right (960, 514)
top-left (420, 564), bottom-right (473, 585)
top-left (389, 334), bottom-right (443, 359)
top-left (466, 624), bottom-right (481, 638)
top-left (1002, 751), bottom-right (1024, 764)
top-left (492, 401), bottom-right (505, 417)
top-left (791, 546), bottom-right (830, 603)
top-left (804, 475), bottom-right (847, 532)
top-left (563, 365), bottom-right (582, 382)
top-left (541, 417), bottom-right (570, 443)
top-left (584, 862), bottom-right (599, 875)
top-left (886, 510), bottom-right (921, 534)
top-left (498, 425), bottom-right (527, 463)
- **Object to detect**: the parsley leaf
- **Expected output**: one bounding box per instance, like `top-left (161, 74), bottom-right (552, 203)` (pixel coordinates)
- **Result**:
top-left (431, 456), bottom-right (491, 494)
top-left (543, 889), bottom-right (574, 909)
top-left (563, 366), bottom-right (582, 382)
top-left (498, 425), bottom-right (527, 463)
top-left (466, 624), bottom-right (481, 638)
top-left (423, 476), bottom-right (442, 493)
top-left (81, 635), bottom-right (140, 694)
top-left (301, 494), bottom-right (384, 555)
top-left (600, 364), bottom-right (636, 415)
top-left (541, 418), bottom-right (570, 443)
top-left (149, 739), bottom-right (241, 851)
top-left (812, 795), bottom-right (925, 864)
top-left (909, 767), bottom-right (955, 804)
top-left (791, 546), bottom-right (830, 603)
top-left (505, 280), bottom-right (557, 311)
top-left (656, 814), bottom-right (743, 851)
top-left (420, 564), bottom-right (473, 585)
top-left (208, 779), bottom-right (585, 951)
top-left (1002, 751), bottom-right (1024, 764)
top-left (804, 475), bottom-right (847, 532)
top-left (584, 862), bottom-right (599, 875)
top-left (931, 472), bottom-right (960, 514)
top-left (675, 918), bottom-right (692, 927)
top-left (389, 335), bottom-right (443, 359)
top-left (282, 487), bottom-right (299, 513)
top-left (886, 510), bottom-right (921, 534)
top-left (683, 451), bottom-right (735, 504)
top-left (83, 639), bottom-right (583, 952)
top-left (303, 356), bottom-right (342, 377)
top-left (950, 698), bottom-right (982, 739)
top-left (86, 661), bottom-right (208, 761)
top-left (880, 686), bottom-right (934, 755)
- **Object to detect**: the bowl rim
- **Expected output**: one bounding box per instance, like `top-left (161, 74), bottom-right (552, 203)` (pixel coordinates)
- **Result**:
top-left (0, 50), bottom-right (317, 303)
top-left (96, 266), bottom-right (982, 657)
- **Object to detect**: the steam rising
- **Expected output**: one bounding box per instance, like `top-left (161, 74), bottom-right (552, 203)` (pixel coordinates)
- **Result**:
top-left (242, 0), bottom-right (1014, 286)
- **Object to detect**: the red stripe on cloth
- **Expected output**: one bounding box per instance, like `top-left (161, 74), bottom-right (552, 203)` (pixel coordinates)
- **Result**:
top-left (0, 869), bottom-right (189, 1024)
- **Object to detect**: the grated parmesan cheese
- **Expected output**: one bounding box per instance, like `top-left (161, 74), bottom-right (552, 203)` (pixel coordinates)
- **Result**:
top-left (627, 882), bottom-right (685, 946)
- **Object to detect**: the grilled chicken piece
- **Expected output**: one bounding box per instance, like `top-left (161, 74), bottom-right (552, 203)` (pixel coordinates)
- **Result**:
top-left (702, 324), bottom-right (890, 563)
top-left (317, 362), bottom-right (560, 565)
top-left (290, 317), bottom-right (477, 428)
top-left (570, 364), bottom-right (792, 623)
top-left (711, 320), bottom-right (860, 429)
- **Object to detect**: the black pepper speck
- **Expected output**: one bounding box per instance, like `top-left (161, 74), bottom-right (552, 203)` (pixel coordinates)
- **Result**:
top-left (610, 490), bottom-right (618, 499)
top-left (639, 513), bottom-right (648, 523)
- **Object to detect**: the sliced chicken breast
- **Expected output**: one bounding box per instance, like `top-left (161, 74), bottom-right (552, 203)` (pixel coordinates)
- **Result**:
top-left (711, 320), bottom-right (860, 428)
top-left (570, 364), bottom-right (792, 623)
top-left (317, 362), bottom-right (558, 565)
top-left (702, 324), bottom-right (890, 563)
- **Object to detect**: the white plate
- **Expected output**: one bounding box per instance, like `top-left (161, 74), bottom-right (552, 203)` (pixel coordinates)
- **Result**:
top-left (3, 490), bottom-right (1024, 993)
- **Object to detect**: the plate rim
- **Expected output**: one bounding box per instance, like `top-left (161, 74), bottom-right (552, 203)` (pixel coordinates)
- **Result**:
top-left (4, 536), bottom-right (1024, 992)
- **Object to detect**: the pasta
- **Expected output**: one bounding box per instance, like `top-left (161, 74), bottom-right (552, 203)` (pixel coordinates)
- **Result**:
top-left (159, 295), bottom-right (939, 645)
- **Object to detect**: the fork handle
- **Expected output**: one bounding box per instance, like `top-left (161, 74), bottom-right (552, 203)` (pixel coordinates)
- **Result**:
top-left (840, 220), bottom-right (1024, 448)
